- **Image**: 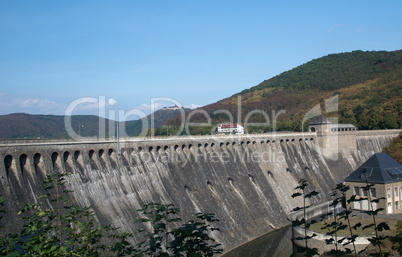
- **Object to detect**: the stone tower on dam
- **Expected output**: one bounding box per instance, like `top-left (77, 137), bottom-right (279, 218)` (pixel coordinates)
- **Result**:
top-left (0, 128), bottom-right (400, 252)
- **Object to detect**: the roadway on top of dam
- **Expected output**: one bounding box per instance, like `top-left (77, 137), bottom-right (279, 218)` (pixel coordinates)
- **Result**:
top-left (0, 132), bottom-right (318, 147)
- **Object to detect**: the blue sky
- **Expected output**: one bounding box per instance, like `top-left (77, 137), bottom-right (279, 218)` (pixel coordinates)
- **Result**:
top-left (0, 0), bottom-right (401, 119)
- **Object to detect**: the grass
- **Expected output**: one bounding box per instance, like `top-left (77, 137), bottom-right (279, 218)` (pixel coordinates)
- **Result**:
top-left (308, 216), bottom-right (400, 237)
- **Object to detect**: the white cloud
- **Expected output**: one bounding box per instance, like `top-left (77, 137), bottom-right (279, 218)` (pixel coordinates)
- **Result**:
top-left (19, 98), bottom-right (57, 108)
top-left (108, 98), bottom-right (118, 106)
top-left (186, 104), bottom-right (203, 109)
top-left (0, 93), bottom-right (60, 115)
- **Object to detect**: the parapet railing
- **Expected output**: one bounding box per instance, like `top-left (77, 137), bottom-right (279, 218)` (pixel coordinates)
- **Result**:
top-left (356, 129), bottom-right (401, 137)
top-left (0, 131), bottom-right (317, 147)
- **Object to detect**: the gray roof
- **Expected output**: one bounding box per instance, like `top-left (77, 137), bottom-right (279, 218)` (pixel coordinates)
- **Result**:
top-left (331, 124), bottom-right (357, 129)
top-left (308, 115), bottom-right (331, 125)
top-left (344, 153), bottom-right (402, 184)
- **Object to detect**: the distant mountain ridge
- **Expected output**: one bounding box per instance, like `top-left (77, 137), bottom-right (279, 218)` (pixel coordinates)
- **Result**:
top-left (0, 107), bottom-right (189, 139)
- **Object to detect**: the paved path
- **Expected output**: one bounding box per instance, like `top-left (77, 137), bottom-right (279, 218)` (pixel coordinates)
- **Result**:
top-left (351, 210), bottom-right (402, 220)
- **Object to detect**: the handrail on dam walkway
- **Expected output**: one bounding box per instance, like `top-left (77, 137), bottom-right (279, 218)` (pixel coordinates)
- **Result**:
top-left (0, 131), bottom-right (318, 147)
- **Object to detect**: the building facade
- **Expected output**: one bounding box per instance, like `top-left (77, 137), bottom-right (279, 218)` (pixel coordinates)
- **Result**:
top-left (217, 123), bottom-right (245, 134)
top-left (344, 152), bottom-right (402, 214)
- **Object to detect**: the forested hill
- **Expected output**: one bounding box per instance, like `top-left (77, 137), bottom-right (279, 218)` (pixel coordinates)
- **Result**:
top-left (165, 50), bottom-right (402, 134)
top-left (241, 50), bottom-right (402, 94)
top-left (0, 107), bottom-right (188, 138)
top-left (0, 113), bottom-right (110, 139)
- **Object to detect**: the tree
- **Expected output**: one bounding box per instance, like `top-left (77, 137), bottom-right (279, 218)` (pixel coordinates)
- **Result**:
top-left (0, 173), bottom-right (223, 256)
top-left (392, 221), bottom-right (402, 254)
top-left (321, 183), bottom-right (360, 256)
top-left (291, 179), bottom-right (320, 256)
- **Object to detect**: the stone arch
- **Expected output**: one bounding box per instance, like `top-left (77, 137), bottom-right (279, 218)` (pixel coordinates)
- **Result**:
top-left (74, 150), bottom-right (80, 160)
top-left (310, 127), bottom-right (316, 132)
top-left (149, 146), bottom-right (154, 152)
top-left (19, 153), bottom-right (29, 177)
top-left (252, 141), bottom-right (256, 144)
top-left (267, 170), bottom-right (273, 177)
top-left (291, 138), bottom-right (295, 142)
top-left (98, 148), bottom-right (105, 158)
top-left (108, 148), bottom-right (118, 169)
top-left (63, 151), bottom-right (73, 173)
top-left (197, 143), bottom-right (202, 148)
top-left (260, 140), bottom-right (265, 144)
top-left (4, 155), bottom-right (14, 178)
top-left (310, 138), bottom-right (314, 141)
top-left (51, 151), bottom-right (58, 162)
top-left (220, 142), bottom-right (224, 147)
top-left (88, 149), bottom-right (98, 170)
top-left (174, 145), bottom-right (179, 151)
top-left (286, 168), bottom-right (292, 173)
top-left (33, 153), bottom-right (44, 174)
top-left (204, 143), bottom-right (209, 148)
top-left (89, 149), bottom-right (95, 159)
top-left (156, 146), bottom-right (161, 152)
top-left (272, 140), bottom-right (276, 143)
top-left (226, 142), bottom-right (230, 146)
top-left (137, 146), bottom-right (143, 153)
top-left (188, 144), bottom-right (193, 149)
top-left (73, 149), bottom-right (85, 172)
top-left (51, 151), bottom-right (59, 171)
top-left (164, 145), bottom-right (169, 151)
top-left (63, 151), bottom-right (70, 163)
top-left (108, 148), bottom-right (114, 156)
top-left (181, 144), bottom-right (186, 150)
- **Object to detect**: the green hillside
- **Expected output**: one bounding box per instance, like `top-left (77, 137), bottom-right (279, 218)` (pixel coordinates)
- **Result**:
top-left (166, 50), bottom-right (402, 133)
top-left (241, 50), bottom-right (402, 93)
top-left (0, 113), bottom-right (113, 139)
top-left (0, 107), bottom-right (188, 139)
top-left (123, 107), bottom-right (190, 136)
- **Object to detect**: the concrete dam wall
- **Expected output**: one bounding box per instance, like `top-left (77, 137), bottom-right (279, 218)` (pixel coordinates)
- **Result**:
top-left (0, 130), bottom-right (400, 252)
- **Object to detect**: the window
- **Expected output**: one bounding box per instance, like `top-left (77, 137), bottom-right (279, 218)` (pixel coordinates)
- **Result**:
top-left (362, 188), bottom-right (368, 197)
top-left (354, 187), bottom-right (360, 196)
top-left (387, 188), bottom-right (391, 198)
top-left (370, 188), bottom-right (377, 198)
top-left (396, 187), bottom-right (399, 198)
top-left (396, 201), bottom-right (399, 209)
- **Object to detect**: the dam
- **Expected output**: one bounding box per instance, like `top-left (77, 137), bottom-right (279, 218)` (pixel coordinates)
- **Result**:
top-left (0, 128), bottom-right (400, 252)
